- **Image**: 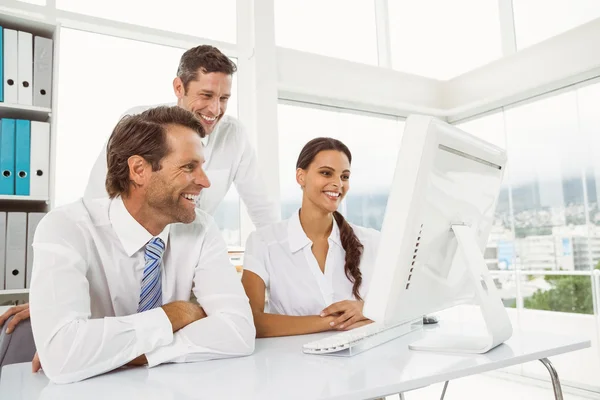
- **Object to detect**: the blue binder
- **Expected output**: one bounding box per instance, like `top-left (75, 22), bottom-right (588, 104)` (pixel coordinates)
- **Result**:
top-left (15, 119), bottom-right (30, 196)
top-left (0, 27), bottom-right (3, 102)
top-left (0, 119), bottom-right (15, 195)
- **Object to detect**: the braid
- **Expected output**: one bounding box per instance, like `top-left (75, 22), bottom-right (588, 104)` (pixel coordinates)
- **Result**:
top-left (333, 211), bottom-right (364, 301)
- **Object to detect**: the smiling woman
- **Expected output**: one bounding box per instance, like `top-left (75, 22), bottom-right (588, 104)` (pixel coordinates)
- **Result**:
top-left (278, 103), bottom-right (404, 230)
top-left (240, 137), bottom-right (381, 338)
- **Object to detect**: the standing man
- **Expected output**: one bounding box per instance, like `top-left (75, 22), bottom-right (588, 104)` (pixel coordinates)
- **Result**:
top-left (29, 106), bottom-right (255, 384)
top-left (85, 45), bottom-right (280, 227)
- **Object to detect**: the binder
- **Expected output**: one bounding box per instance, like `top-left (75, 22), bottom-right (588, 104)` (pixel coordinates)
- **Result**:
top-left (0, 212), bottom-right (6, 289)
top-left (5, 212), bottom-right (26, 289)
top-left (3, 29), bottom-right (18, 104)
top-left (17, 31), bottom-right (33, 106)
top-left (15, 119), bottom-right (31, 196)
top-left (26, 212), bottom-right (44, 288)
top-left (0, 27), bottom-right (4, 102)
top-left (30, 121), bottom-right (50, 198)
top-left (0, 118), bottom-right (16, 195)
top-left (33, 36), bottom-right (53, 108)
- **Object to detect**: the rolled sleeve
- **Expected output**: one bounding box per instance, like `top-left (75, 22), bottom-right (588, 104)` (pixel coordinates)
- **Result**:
top-left (145, 216), bottom-right (255, 367)
top-left (241, 231), bottom-right (270, 287)
top-left (232, 122), bottom-right (280, 228)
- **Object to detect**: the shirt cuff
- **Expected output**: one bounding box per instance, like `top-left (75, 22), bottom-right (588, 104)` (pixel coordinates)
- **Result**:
top-left (135, 307), bottom-right (173, 353)
top-left (145, 332), bottom-right (190, 368)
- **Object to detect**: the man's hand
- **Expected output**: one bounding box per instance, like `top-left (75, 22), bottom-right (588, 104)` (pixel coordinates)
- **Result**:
top-left (0, 303), bottom-right (30, 334)
top-left (31, 352), bottom-right (41, 373)
top-left (126, 354), bottom-right (148, 366)
top-left (320, 300), bottom-right (367, 330)
top-left (161, 301), bottom-right (206, 332)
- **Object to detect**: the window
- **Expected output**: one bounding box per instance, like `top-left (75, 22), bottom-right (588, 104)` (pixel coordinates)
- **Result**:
top-left (56, 0), bottom-right (236, 43)
top-left (513, 0), bottom-right (600, 50)
top-left (388, 0), bottom-right (502, 80)
top-left (274, 0), bottom-right (378, 66)
top-left (55, 28), bottom-right (240, 245)
top-left (504, 92), bottom-right (595, 320)
top-left (577, 81), bottom-right (600, 228)
top-left (278, 103), bottom-right (403, 230)
top-left (461, 95), bottom-right (600, 387)
top-left (505, 91), bottom-right (586, 251)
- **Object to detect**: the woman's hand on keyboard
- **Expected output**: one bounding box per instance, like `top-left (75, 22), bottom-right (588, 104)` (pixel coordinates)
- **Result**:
top-left (342, 318), bottom-right (373, 331)
top-left (320, 300), bottom-right (368, 330)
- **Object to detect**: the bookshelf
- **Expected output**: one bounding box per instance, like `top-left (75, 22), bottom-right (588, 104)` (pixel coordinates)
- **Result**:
top-left (0, 11), bottom-right (59, 304)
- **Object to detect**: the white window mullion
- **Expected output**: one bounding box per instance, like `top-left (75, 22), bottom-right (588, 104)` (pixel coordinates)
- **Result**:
top-left (498, 0), bottom-right (517, 56)
top-left (236, 0), bottom-right (281, 245)
top-left (374, 0), bottom-right (392, 68)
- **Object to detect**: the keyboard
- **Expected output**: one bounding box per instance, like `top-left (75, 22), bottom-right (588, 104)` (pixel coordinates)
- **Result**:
top-left (303, 318), bottom-right (422, 356)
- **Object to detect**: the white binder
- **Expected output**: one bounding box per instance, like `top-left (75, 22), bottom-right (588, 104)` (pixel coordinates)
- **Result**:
top-left (3, 29), bottom-right (18, 104)
top-left (17, 31), bottom-right (33, 106)
top-left (30, 121), bottom-right (50, 198)
top-left (26, 212), bottom-right (45, 288)
top-left (33, 36), bottom-right (53, 108)
top-left (0, 212), bottom-right (6, 290)
top-left (5, 212), bottom-right (27, 290)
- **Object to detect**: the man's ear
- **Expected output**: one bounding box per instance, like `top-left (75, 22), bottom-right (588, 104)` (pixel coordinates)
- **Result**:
top-left (173, 77), bottom-right (185, 99)
top-left (296, 168), bottom-right (306, 188)
top-left (128, 155), bottom-right (150, 187)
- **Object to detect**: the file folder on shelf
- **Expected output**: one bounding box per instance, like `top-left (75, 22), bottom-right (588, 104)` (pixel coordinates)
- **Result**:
top-left (15, 119), bottom-right (31, 196)
top-left (0, 212), bottom-right (6, 290)
top-left (26, 212), bottom-right (44, 288)
top-left (17, 31), bottom-right (33, 106)
top-left (5, 212), bottom-right (26, 290)
top-left (30, 121), bottom-right (50, 198)
top-left (33, 36), bottom-right (53, 108)
top-left (0, 27), bottom-right (3, 102)
top-left (0, 118), bottom-right (16, 195)
top-left (3, 29), bottom-right (18, 104)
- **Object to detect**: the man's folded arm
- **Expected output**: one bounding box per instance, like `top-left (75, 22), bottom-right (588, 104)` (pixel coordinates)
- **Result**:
top-left (29, 219), bottom-right (174, 384)
top-left (145, 220), bottom-right (256, 367)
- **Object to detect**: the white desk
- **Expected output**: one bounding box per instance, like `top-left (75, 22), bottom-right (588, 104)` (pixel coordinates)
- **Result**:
top-left (0, 323), bottom-right (590, 400)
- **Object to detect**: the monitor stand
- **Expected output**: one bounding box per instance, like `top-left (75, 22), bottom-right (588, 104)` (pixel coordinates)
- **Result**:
top-left (409, 224), bottom-right (513, 354)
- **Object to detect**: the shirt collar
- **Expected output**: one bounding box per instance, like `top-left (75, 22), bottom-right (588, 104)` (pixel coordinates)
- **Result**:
top-left (287, 209), bottom-right (343, 253)
top-left (109, 196), bottom-right (170, 257)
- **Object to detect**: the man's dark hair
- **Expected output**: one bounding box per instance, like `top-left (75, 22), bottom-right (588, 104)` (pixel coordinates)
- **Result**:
top-left (176, 45), bottom-right (237, 93)
top-left (105, 106), bottom-right (205, 198)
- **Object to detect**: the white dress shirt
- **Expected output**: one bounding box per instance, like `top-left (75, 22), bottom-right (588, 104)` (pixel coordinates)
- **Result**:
top-left (84, 104), bottom-right (280, 228)
top-left (29, 197), bottom-right (255, 384)
top-left (242, 210), bottom-right (381, 316)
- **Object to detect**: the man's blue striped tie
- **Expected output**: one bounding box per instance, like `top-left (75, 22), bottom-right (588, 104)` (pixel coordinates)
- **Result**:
top-left (137, 237), bottom-right (166, 313)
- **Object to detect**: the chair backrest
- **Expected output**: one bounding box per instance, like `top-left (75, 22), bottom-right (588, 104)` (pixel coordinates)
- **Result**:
top-left (0, 316), bottom-right (36, 378)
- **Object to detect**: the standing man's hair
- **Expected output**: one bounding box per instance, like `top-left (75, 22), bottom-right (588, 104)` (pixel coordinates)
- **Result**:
top-left (176, 45), bottom-right (237, 94)
top-left (105, 106), bottom-right (205, 198)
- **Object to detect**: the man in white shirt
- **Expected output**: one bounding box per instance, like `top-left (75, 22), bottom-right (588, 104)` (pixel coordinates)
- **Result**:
top-left (29, 106), bottom-right (255, 384)
top-left (0, 44), bottom-right (278, 358)
top-left (84, 45), bottom-right (280, 226)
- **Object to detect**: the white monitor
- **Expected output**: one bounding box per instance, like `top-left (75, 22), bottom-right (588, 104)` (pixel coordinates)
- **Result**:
top-left (362, 114), bottom-right (512, 354)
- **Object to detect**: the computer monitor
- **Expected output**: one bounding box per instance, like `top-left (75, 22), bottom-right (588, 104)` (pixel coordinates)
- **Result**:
top-left (362, 114), bottom-right (512, 354)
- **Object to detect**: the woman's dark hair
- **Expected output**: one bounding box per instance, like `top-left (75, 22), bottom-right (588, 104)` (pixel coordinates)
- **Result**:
top-left (296, 137), bottom-right (364, 301)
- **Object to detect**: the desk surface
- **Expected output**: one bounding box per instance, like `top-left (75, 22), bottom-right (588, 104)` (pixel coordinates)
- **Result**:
top-left (0, 323), bottom-right (590, 400)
